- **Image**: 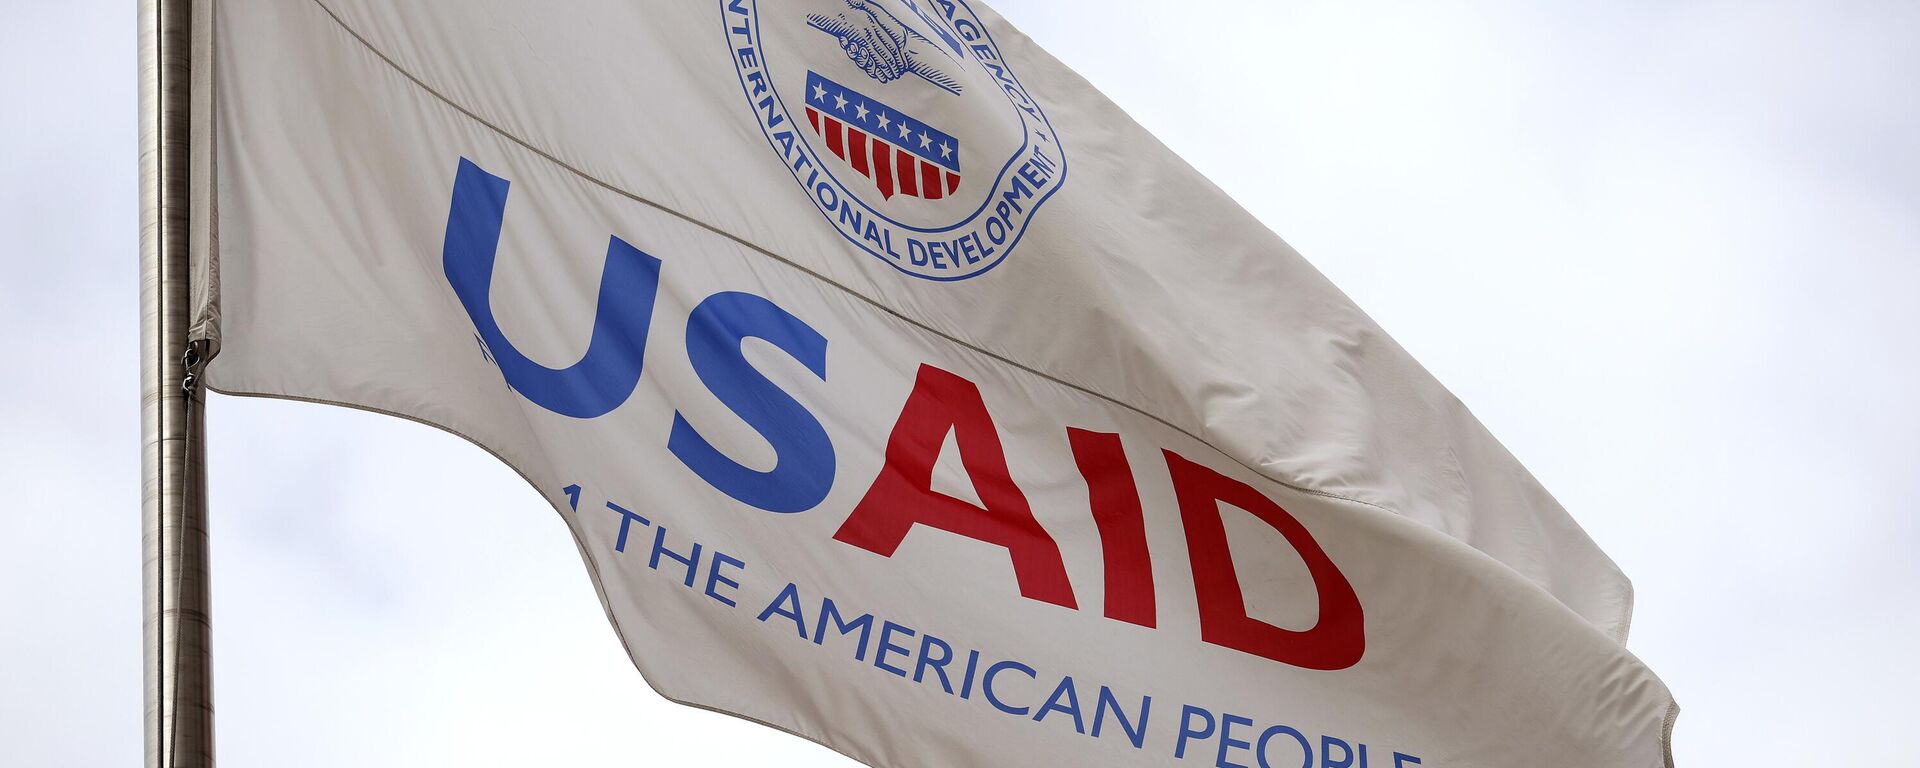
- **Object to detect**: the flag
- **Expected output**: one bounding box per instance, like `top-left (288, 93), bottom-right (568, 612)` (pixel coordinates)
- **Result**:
top-left (188, 0), bottom-right (1676, 765)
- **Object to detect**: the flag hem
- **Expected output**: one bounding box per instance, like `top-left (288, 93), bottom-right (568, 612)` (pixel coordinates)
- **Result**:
top-left (1663, 700), bottom-right (1681, 768)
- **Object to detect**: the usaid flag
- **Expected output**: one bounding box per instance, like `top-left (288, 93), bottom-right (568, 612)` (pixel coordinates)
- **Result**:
top-left (188, 0), bottom-right (1676, 765)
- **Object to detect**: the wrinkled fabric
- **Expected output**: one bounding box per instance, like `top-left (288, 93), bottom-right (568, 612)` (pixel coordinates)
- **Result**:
top-left (199, 0), bottom-right (1675, 765)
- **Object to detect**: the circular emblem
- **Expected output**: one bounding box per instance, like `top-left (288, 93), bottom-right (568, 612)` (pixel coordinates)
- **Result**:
top-left (722, 0), bottom-right (1067, 281)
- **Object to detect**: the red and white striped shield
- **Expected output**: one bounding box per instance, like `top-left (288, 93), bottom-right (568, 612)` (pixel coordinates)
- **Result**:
top-left (804, 70), bottom-right (961, 201)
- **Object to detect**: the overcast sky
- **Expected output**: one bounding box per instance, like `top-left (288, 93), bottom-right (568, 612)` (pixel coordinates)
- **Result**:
top-left (3, 0), bottom-right (1915, 765)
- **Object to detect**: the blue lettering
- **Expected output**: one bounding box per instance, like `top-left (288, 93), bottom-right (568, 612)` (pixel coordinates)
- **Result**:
top-left (913, 633), bottom-right (955, 693)
top-left (1033, 676), bottom-right (1085, 733)
top-left (757, 582), bottom-right (808, 639)
top-left (605, 501), bottom-right (651, 552)
top-left (813, 598), bottom-right (874, 660)
top-left (704, 550), bottom-right (746, 607)
top-left (669, 292), bottom-right (834, 513)
top-left (982, 660), bottom-right (1035, 716)
top-left (1219, 713), bottom-right (1253, 768)
top-left (873, 621), bottom-right (915, 678)
top-left (1257, 725), bottom-right (1311, 768)
top-left (1321, 736), bottom-right (1353, 768)
top-left (1175, 705), bottom-right (1216, 760)
top-left (648, 525), bottom-right (702, 588)
top-left (441, 158), bottom-right (661, 419)
top-left (1093, 687), bottom-right (1149, 749)
top-left (958, 649), bottom-right (982, 700)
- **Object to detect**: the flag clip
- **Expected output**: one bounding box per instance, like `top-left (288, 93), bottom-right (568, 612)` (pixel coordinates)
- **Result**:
top-left (180, 342), bottom-right (205, 398)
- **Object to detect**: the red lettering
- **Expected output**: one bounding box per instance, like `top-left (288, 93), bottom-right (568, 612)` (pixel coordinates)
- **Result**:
top-left (1067, 428), bottom-right (1155, 627)
top-left (834, 365), bottom-right (1077, 609)
top-left (1165, 450), bottom-right (1364, 670)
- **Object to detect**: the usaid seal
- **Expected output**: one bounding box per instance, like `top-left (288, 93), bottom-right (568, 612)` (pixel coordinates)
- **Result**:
top-left (723, 0), bottom-right (1066, 280)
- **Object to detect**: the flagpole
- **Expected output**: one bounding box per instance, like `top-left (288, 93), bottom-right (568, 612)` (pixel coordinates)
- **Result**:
top-left (141, 0), bottom-right (215, 765)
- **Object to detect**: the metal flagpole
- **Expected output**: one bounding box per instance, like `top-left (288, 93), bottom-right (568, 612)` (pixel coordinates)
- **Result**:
top-left (141, 0), bottom-right (215, 765)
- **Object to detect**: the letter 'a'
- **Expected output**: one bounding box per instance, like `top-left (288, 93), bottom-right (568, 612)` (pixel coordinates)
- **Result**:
top-left (834, 364), bottom-right (1078, 609)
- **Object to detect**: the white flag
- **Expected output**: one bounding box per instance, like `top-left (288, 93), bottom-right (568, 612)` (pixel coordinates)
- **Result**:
top-left (192, 0), bottom-right (1676, 765)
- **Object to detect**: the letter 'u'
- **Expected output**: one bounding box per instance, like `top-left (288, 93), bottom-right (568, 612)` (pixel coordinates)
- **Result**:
top-left (441, 158), bottom-right (663, 418)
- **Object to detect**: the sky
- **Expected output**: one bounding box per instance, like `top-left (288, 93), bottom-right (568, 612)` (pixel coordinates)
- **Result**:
top-left (2, 0), bottom-right (1915, 765)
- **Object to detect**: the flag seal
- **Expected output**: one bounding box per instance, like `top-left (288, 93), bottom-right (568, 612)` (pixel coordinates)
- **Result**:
top-left (724, 0), bottom-right (1067, 281)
